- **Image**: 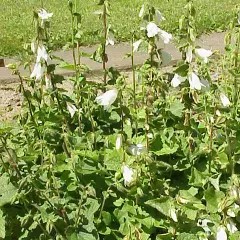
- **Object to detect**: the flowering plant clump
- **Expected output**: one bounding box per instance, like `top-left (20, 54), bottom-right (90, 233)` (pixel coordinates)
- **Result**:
top-left (1, 1), bottom-right (240, 239)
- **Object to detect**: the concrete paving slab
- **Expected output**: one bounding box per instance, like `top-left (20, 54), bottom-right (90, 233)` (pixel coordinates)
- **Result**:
top-left (0, 32), bottom-right (226, 84)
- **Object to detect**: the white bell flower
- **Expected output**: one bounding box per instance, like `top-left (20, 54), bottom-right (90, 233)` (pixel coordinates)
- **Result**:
top-left (30, 62), bottom-right (44, 81)
top-left (195, 48), bottom-right (213, 63)
top-left (147, 22), bottom-right (160, 38)
top-left (216, 110), bottom-right (221, 116)
top-left (220, 93), bottom-right (230, 107)
top-left (227, 219), bottom-right (238, 233)
top-left (227, 209), bottom-right (235, 217)
top-left (38, 9), bottom-right (53, 21)
top-left (31, 42), bottom-right (36, 53)
top-left (67, 103), bottom-right (77, 118)
top-left (197, 219), bottom-right (212, 233)
top-left (158, 29), bottom-right (172, 44)
top-left (188, 72), bottom-right (203, 90)
top-left (116, 135), bottom-right (122, 150)
top-left (155, 10), bottom-right (165, 24)
top-left (139, 5), bottom-right (144, 18)
top-left (123, 165), bottom-right (134, 186)
top-left (186, 46), bottom-right (193, 63)
top-left (171, 74), bottom-right (186, 88)
top-left (45, 74), bottom-right (53, 90)
top-left (95, 89), bottom-right (118, 110)
top-left (36, 45), bottom-right (50, 64)
top-left (129, 144), bottom-right (146, 156)
top-left (133, 40), bottom-right (142, 52)
top-left (106, 32), bottom-right (115, 46)
top-left (216, 226), bottom-right (227, 240)
top-left (170, 208), bottom-right (178, 222)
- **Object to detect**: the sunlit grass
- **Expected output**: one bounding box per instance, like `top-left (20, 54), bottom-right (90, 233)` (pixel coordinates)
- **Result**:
top-left (0, 0), bottom-right (238, 56)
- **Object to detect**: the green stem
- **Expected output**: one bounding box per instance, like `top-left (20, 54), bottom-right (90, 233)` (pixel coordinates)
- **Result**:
top-left (18, 74), bottom-right (41, 140)
top-left (102, 2), bottom-right (107, 87)
top-left (131, 35), bottom-right (138, 138)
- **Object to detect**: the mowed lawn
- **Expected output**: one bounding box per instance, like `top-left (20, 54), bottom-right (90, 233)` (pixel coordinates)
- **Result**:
top-left (0, 0), bottom-right (238, 56)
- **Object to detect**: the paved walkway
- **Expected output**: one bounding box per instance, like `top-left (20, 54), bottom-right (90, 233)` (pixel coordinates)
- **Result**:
top-left (0, 32), bottom-right (226, 84)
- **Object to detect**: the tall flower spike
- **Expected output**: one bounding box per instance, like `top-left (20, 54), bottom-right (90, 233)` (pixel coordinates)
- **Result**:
top-left (95, 89), bottom-right (118, 110)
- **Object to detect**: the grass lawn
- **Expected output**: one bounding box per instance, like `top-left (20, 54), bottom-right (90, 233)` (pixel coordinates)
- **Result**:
top-left (0, 0), bottom-right (238, 56)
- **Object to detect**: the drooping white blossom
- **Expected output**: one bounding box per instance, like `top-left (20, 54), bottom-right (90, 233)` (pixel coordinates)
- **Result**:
top-left (45, 74), bottom-right (53, 90)
top-left (171, 74), bottom-right (186, 88)
top-left (186, 46), bottom-right (193, 63)
top-left (133, 40), bottom-right (142, 52)
top-left (139, 5), bottom-right (144, 18)
top-left (95, 89), bottom-right (118, 110)
top-left (155, 10), bottom-right (165, 24)
top-left (116, 135), bottom-right (122, 150)
top-left (227, 209), bottom-right (236, 217)
top-left (67, 103), bottom-right (77, 118)
top-left (170, 208), bottom-right (178, 222)
top-left (226, 219), bottom-right (238, 233)
top-left (123, 165), bottom-right (134, 186)
top-left (188, 72), bottom-right (203, 90)
top-left (106, 32), bottom-right (115, 46)
top-left (216, 226), bottom-right (227, 240)
top-left (36, 45), bottom-right (50, 64)
top-left (195, 48), bottom-right (213, 63)
top-left (38, 8), bottom-right (53, 22)
top-left (197, 219), bottom-right (212, 233)
top-left (216, 110), bottom-right (221, 116)
top-left (31, 42), bottom-right (36, 53)
top-left (30, 62), bottom-right (44, 81)
top-left (129, 144), bottom-right (146, 156)
top-left (220, 93), bottom-right (230, 107)
top-left (147, 22), bottom-right (160, 38)
top-left (158, 29), bottom-right (172, 44)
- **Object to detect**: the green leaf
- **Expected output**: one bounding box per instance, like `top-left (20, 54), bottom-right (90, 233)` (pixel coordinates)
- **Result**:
top-left (153, 144), bottom-right (179, 156)
top-left (145, 197), bottom-right (173, 217)
top-left (84, 198), bottom-right (100, 222)
top-left (169, 100), bottom-right (184, 117)
top-left (104, 150), bottom-right (122, 171)
top-left (174, 64), bottom-right (189, 77)
top-left (0, 174), bottom-right (18, 207)
top-left (177, 233), bottom-right (198, 240)
top-left (102, 211), bottom-right (111, 225)
top-left (189, 168), bottom-right (207, 187)
top-left (0, 210), bottom-right (5, 239)
top-left (113, 198), bottom-right (124, 207)
top-left (204, 187), bottom-right (225, 213)
top-left (58, 62), bottom-right (76, 70)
